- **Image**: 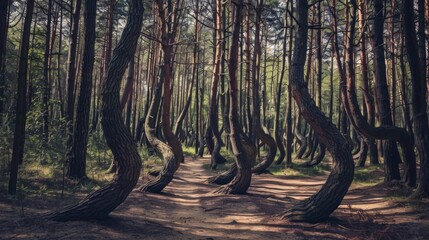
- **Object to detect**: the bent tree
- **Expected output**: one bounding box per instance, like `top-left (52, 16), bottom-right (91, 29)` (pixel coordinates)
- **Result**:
top-left (282, 0), bottom-right (354, 222)
top-left (251, 0), bottom-right (277, 174)
top-left (139, 0), bottom-right (184, 193)
top-left (213, 0), bottom-right (256, 194)
top-left (48, 0), bottom-right (144, 221)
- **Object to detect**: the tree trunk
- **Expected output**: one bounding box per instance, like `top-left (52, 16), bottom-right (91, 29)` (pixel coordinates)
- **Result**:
top-left (372, 0), bottom-right (402, 182)
top-left (48, 0), bottom-right (144, 221)
top-left (208, 0), bottom-right (227, 169)
top-left (342, 0), bottom-right (416, 187)
top-left (282, 0), bottom-right (354, 222)
top-left (213, 0), bottom-right (256, 194)
top-left (403, 0), bottom-right (429, 198)
top-left (139, 0), bottom-right (184, 193)
top-left (0, 0), bottom-right (10, 122)
top-left (66, 0), bottom-right (97, 179)
top-left (66, 0), bottom-right (82, 160)
top-left (8, 0), bottom-right (34, 195)
top-left (251, 0), bottom-right (277, 174)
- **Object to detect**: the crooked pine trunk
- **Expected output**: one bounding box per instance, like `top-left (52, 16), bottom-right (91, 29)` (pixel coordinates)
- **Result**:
top-left (342, 0), bottom-right (416, 187)
top-left (282, 0), bottom-right (354, 222)
top-left (48, 0), bottom-right (144, 221)
top-left (250, 0), bottom-right (277, 174)
top-left (213, 0), bottom-right (256, 195)
top-left (139, 0), bottom-right (183, 193)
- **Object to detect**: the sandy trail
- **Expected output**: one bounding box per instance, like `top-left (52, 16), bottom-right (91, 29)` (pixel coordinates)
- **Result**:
top-left (1, 156), bottom-right (428, 239)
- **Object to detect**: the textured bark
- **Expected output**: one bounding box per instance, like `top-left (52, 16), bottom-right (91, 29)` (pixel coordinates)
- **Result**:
top-left (343, 0), bottom-right (416, 187)
top-left (403, 0), bottom-right (429, 198)
top-left (8, 0), bottom-right (34, 195)
top-left (213, 0), bottom-right (256, 195)
top-left (251, 0), bottom-right (277, 174)
top-left (372, 0), bottom-right (402, 182)
top-left (65, 0), bottom-right (82, 157)
top-left (358, 0), bottom-right (378, 165)
top-left (282, 0), bottom-right (354, 222)
top-left (0, 0), bottom-right (10, 122)
top-left (208, 0), bottom-right (227, 169)
top-left (139, 0), bottom-right (184, 193)
top-left (67, 0), bottom-right (97, 179)
top-left (48, 0), bottom-right (144, 221)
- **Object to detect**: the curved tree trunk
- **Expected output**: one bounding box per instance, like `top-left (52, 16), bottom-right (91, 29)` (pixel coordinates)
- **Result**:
top-left (282, 0), bottom-right (354, 222)
top-left (139, 0), bottom-right (184, 193)
top-left (213, 0), bottom-right (256, 195)
top-left (48, 0), bottom-right (144, 221)
top-left (341, 0), bottom-right (416, 187)
top-left (251, 0), bottom-right (277, 174)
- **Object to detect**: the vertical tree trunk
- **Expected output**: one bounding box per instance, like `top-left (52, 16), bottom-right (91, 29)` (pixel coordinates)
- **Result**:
top-left (372, 0), bottom-right (402, 182)
top-left (8, 0), bottom-right (35, 195)
top-left (208, 0), bottom-right (227, 169)
top-left (48, 0), bottom-right (144, 221)
top-left (66, 0), bottom-right (82, 158)
top-left (42, 0), bottom-right (53, 142)
top-left (358, 0), bottom-right (378, 165)
top-left (66, 0), bottom-right (97, 179)
top-left (0, 0), bottom-right (10, 122)
top-left (282, 0), bottom-right (354, 222)
top-left (403, 0), bottom-right (429, 198)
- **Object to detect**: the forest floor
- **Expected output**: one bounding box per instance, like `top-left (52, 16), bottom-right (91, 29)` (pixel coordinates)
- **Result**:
top-left (1, 156), bottom-right (429, 239)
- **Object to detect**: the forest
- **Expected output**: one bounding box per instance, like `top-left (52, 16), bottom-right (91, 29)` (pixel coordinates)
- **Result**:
top-left (0, 0), bottom-right (429, 239)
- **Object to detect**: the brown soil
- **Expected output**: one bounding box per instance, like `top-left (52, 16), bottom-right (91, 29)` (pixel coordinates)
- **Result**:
top-left (1, 156), bottom-right (429, 239)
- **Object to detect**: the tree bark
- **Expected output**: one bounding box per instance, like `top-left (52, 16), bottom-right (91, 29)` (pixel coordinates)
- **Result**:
top-left (208, 0), bottom-right (227, 169)
top-left (66, 0), bottom-right (97, 179)
top-left (213, 0), bottom-right (256, 194)
top-left (372, 0), bottom-right (402, 182)
top-left (48, 0), bottom-right (144, 221)
top-left (65, 0), bottom-right (82, 160)
top-left (251, 0), bottom-right (277, 174)
top-left (342, 0), bottom-right (416, 187)
top-left (403, 0), bottom-right (429, 198)
top-left (139, 0), bottom-right (184, 193)
top-left (282, 0), bottom-right (354, 222)
top-left (8, 0), bottom-right (35, 195)
top-left (0, 0), bottom-right (10, 122)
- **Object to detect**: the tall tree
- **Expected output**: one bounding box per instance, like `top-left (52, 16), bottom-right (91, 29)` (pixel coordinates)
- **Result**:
top-left (208, 0), bottom-right (227, 169)
top-left (48, 0), bottom-right (144, 221)
top-left (66, 0), bottom-right (97, 179)
top-left (403, 0), bottom-right (429, 198)
top-left (139, 0), bottom-right (184, 193)
top-left (213, 0), bottom-right (256, 194)
top-left (372, 0), bottom-right (402, 182)
top-left (251, 0), bottom-right (277, 174)
top-left (0, 0), bottom-right (10, 122)
top-left (65, 0), bottom-right (82, 158)
top-left (8, 0), bottom-right (35, 195)
top-left (282, 0), bottom-right (354, 222)
top-left (41, 0), bottom-right (53, 141)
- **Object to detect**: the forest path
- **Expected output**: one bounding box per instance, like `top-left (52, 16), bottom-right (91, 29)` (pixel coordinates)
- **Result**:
top-left (1, 156), bottom-right (429, 239)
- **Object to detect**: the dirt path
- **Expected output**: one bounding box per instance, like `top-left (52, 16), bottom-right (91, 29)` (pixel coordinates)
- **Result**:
top-left (1, 156), bottom-right (429, 239)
